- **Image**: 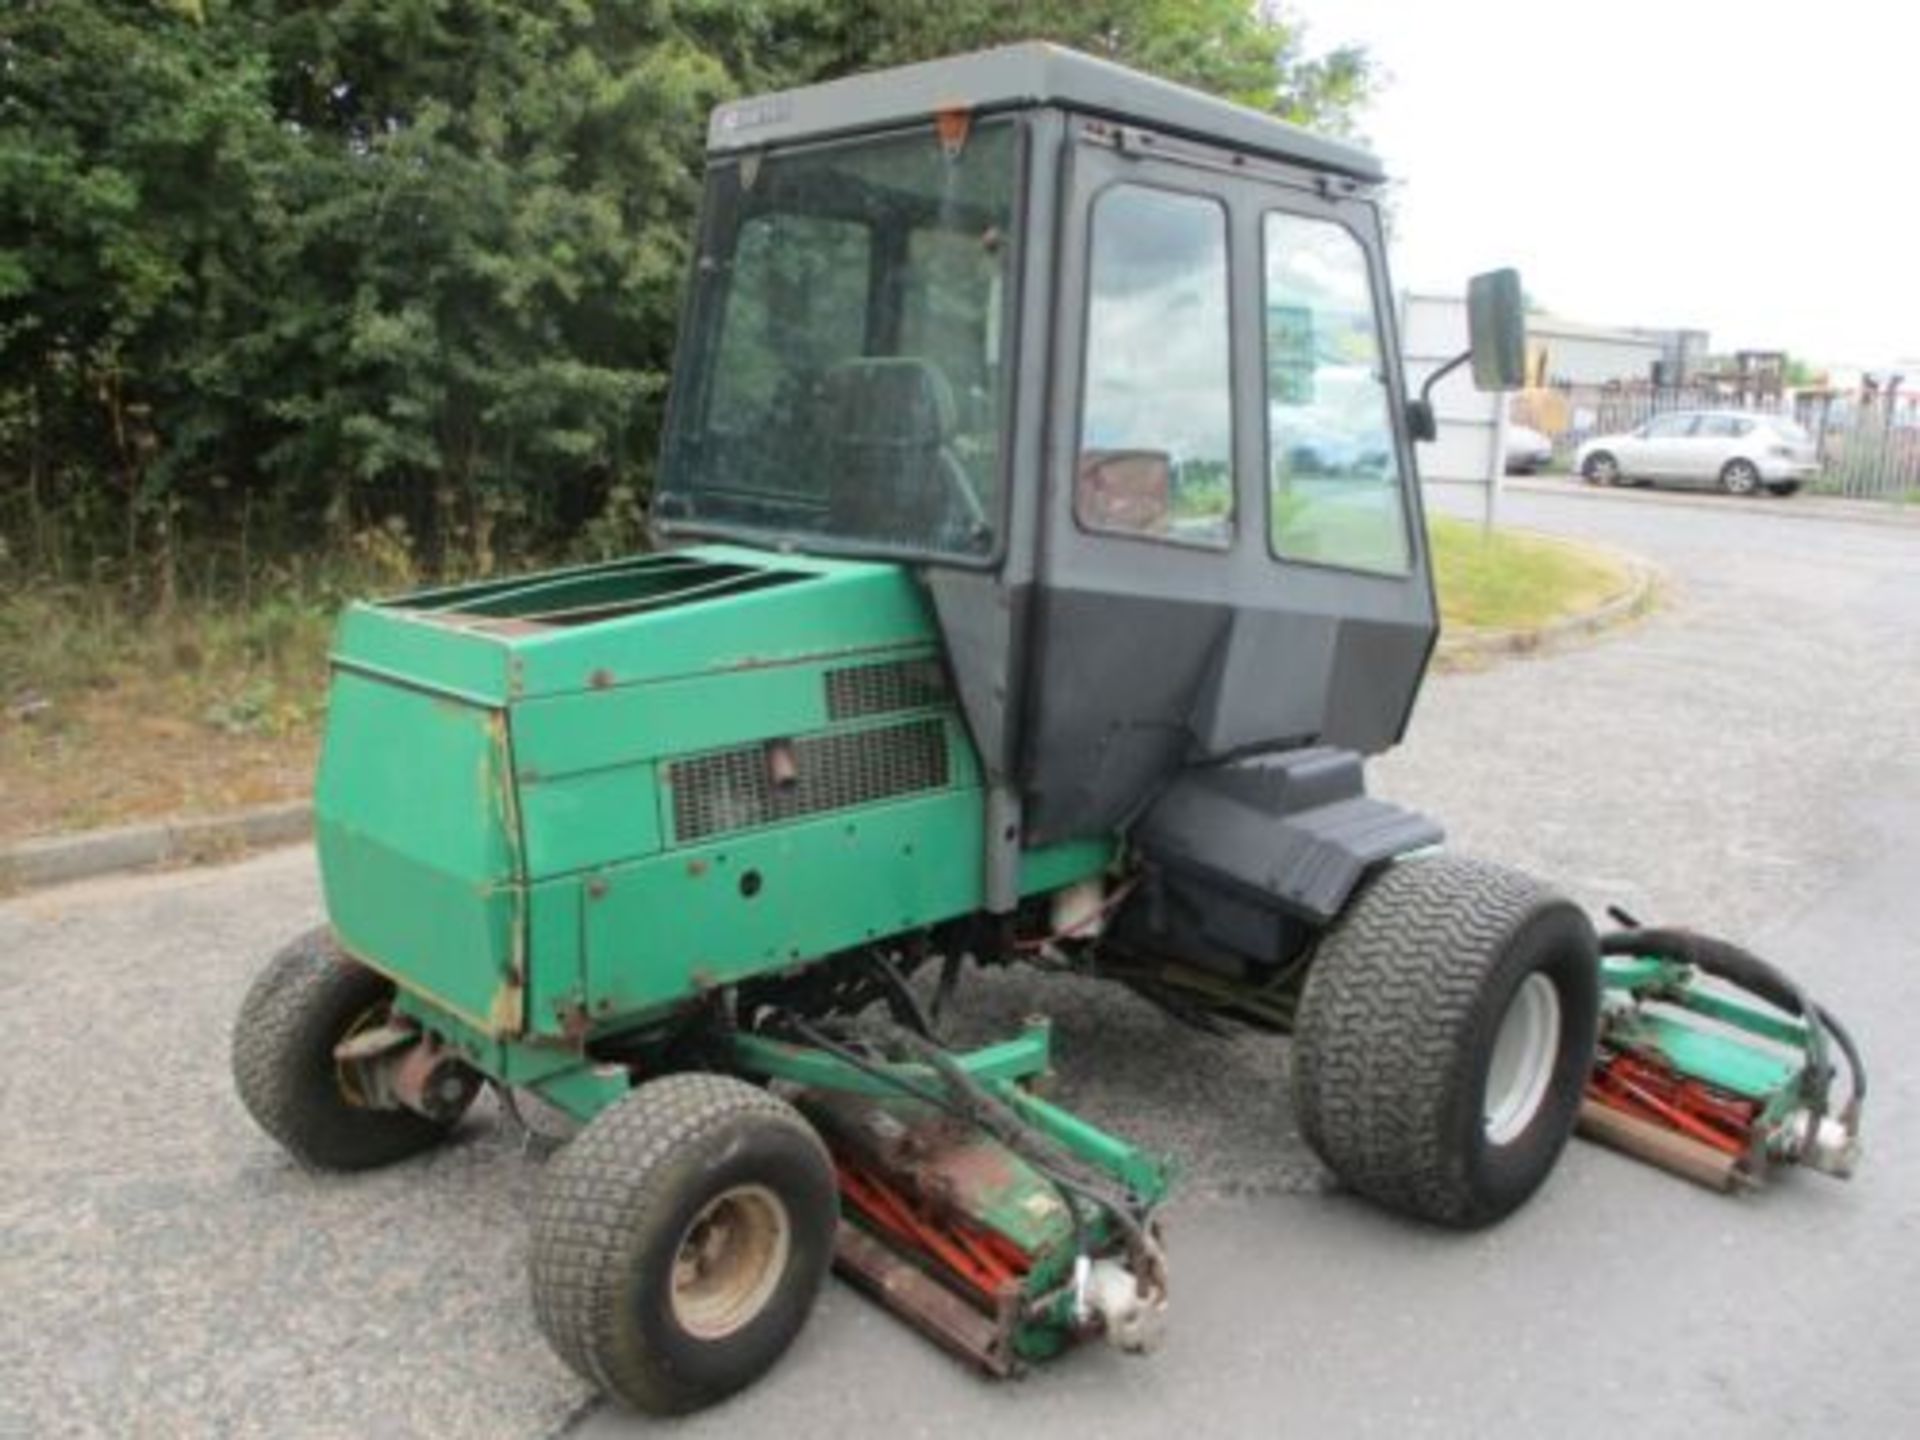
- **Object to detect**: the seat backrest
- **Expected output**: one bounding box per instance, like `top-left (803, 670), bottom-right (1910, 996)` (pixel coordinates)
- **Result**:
top-left (817, 358), bottom-right (959, 540)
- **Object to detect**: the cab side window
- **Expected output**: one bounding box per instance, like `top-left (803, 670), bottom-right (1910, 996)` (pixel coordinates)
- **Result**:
top-left (1264, 212), bottom-right (1408, 575)
top-left (1076, 185), bottom-right (1234, 547)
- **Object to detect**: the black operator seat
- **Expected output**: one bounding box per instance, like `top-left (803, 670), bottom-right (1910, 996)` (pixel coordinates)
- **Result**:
top-left (817, 357), bottom-right (984, 550)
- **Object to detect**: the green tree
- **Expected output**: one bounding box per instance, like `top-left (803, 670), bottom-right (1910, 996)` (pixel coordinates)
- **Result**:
top-left (1, 0), bottom-right (292, 594)
top-left (754, 1), bottom-right (1372, 129)
top-left (241, 1), bottom-right (749, 569)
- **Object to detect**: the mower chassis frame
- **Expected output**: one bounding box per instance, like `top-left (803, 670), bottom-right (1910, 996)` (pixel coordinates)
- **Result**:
top-left (733, 1021), bottom-right (1171, 1204)
top-left (386, 985), bottom-right (1171, 1207)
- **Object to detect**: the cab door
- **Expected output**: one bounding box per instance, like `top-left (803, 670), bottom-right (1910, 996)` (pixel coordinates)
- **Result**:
top-left (1020, 116), bottom-right (1434, 845)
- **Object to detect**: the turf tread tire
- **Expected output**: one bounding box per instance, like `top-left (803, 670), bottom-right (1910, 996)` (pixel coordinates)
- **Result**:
top-left (529, 1073), bottom-right (836, 1415)
top-left (1291, 855), bottom-right (1597, 1228)
top-left (231, 926), bottom-right (457, 1171)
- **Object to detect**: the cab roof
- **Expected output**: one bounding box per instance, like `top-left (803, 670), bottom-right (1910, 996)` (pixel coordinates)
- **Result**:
top-left (706, 42), bottom-right (1385, 184)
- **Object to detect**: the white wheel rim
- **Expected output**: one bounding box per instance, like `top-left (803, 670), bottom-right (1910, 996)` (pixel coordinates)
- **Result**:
top-left (669, 1184), bottom-right (791, 1341)
top-left (1483, 974), bottom-right (1563, 1146)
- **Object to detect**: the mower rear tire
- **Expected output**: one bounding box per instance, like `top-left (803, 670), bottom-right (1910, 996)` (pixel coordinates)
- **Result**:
top-left (1291, 855), bottom-right (1598, 1228)
top-left (232, 926), bottom-right (464, 1171)
top-left (529, 1074), bottom-right (837, 1415)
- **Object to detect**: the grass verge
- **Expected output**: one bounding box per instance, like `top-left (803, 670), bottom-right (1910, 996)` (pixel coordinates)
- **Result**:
top-left (2, 523), bottom-right (1636, 847)
top-left (1, 586), bottom-right (330, 845)
top-left (1429, 515), bottom-right (1634, 633)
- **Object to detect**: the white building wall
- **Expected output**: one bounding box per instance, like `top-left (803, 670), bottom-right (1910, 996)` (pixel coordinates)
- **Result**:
top-left (1530, 326), bottom-right (1664, 385)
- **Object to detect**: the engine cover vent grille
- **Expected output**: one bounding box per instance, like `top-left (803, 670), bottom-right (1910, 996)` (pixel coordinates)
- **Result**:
top-left (668, 719), bottom-right (950, 844)
top-left (824, 658), bottom-right (949, 721)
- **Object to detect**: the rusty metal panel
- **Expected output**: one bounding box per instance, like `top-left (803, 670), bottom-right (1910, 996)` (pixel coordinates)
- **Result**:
top-left (315, 670), bottom-right (524, 1036)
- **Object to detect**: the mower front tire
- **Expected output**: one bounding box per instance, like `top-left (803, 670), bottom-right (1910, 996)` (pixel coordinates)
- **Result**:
top-left (232, 926), bottom-right (465, 1171)
top-left (1291, 855), bottom-right (1598, 1228)
top-left (529, 1074), bottom-right (838, 1415)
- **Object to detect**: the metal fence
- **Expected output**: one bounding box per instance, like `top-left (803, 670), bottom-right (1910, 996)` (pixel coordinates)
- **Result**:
top-left (1512, 381), bottom-right (1920, 501)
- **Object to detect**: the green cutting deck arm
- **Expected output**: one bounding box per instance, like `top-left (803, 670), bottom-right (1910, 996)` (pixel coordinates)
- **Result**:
top-left (229, 43), bottom-right (1866, 1417)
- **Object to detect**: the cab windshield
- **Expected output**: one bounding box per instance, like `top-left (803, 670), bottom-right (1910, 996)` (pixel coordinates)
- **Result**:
top-left (656, 123), bottom-right (1019, 560)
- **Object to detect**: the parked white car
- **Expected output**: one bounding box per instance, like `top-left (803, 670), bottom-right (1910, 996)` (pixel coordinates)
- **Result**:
top-left (1575, 410), bottom-right (1820, 496)
top-left (1505, 423), bottom-right (1554, 474)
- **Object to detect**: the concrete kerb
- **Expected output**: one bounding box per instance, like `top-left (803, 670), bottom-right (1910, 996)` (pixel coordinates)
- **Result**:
top-left (0, 800), bottom-right (312, 897)
top-left (3, 540), bottom-right (1659, 896)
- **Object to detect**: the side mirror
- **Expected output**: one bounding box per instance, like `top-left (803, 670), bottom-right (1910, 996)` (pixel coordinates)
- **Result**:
top-left (1467, 268), bottom-right (1526, 392)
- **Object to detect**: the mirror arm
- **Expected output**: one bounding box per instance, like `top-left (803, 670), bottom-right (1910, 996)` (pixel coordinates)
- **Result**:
top-left (1419, 348), bottom-right (1472, 409)
top-left (1404, 349), bottom-right (1471, 444)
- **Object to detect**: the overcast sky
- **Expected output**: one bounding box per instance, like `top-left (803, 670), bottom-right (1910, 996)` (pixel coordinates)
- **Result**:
top-left (1290, 0), bottom-right (1919, 368)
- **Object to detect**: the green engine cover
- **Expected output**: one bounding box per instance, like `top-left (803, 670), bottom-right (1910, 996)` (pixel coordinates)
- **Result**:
top-left (315, 545), bottom-right (1108, 1047)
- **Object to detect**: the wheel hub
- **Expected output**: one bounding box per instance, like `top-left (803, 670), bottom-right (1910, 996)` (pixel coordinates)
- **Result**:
top-left (332, 1002), bottom-right (395, 1109)
top-left (670, 1184), bottom-right (791, 1340)
top-left (1484, 973), bottom-right (1563, 1145)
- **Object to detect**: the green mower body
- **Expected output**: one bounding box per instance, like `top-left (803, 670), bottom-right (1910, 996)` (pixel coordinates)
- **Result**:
top-left (317, 544), bottom-right (1107, 1094)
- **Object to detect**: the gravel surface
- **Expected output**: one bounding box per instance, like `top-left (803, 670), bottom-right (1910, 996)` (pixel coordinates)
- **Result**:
top-left (3, 488), bottom-right (1917, 1438)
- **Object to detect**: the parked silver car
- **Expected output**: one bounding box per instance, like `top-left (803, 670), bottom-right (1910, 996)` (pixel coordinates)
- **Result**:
top-left (1576, 410), bottom-right (1820, 496)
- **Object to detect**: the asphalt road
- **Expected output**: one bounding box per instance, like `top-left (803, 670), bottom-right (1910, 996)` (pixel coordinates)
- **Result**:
top-left (4, 486), bottom-right (1917, 1439)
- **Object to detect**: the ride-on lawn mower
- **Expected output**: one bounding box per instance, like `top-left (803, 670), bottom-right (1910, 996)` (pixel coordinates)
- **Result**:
top-left (231, 45), bottom-right (1866, 1415)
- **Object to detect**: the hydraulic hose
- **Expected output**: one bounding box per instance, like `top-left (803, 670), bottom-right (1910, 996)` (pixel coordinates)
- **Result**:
top-left (870, 1024), bottom-right (1158, 1229)
top-left (772, 1014), bottom-right (1099, 1265)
